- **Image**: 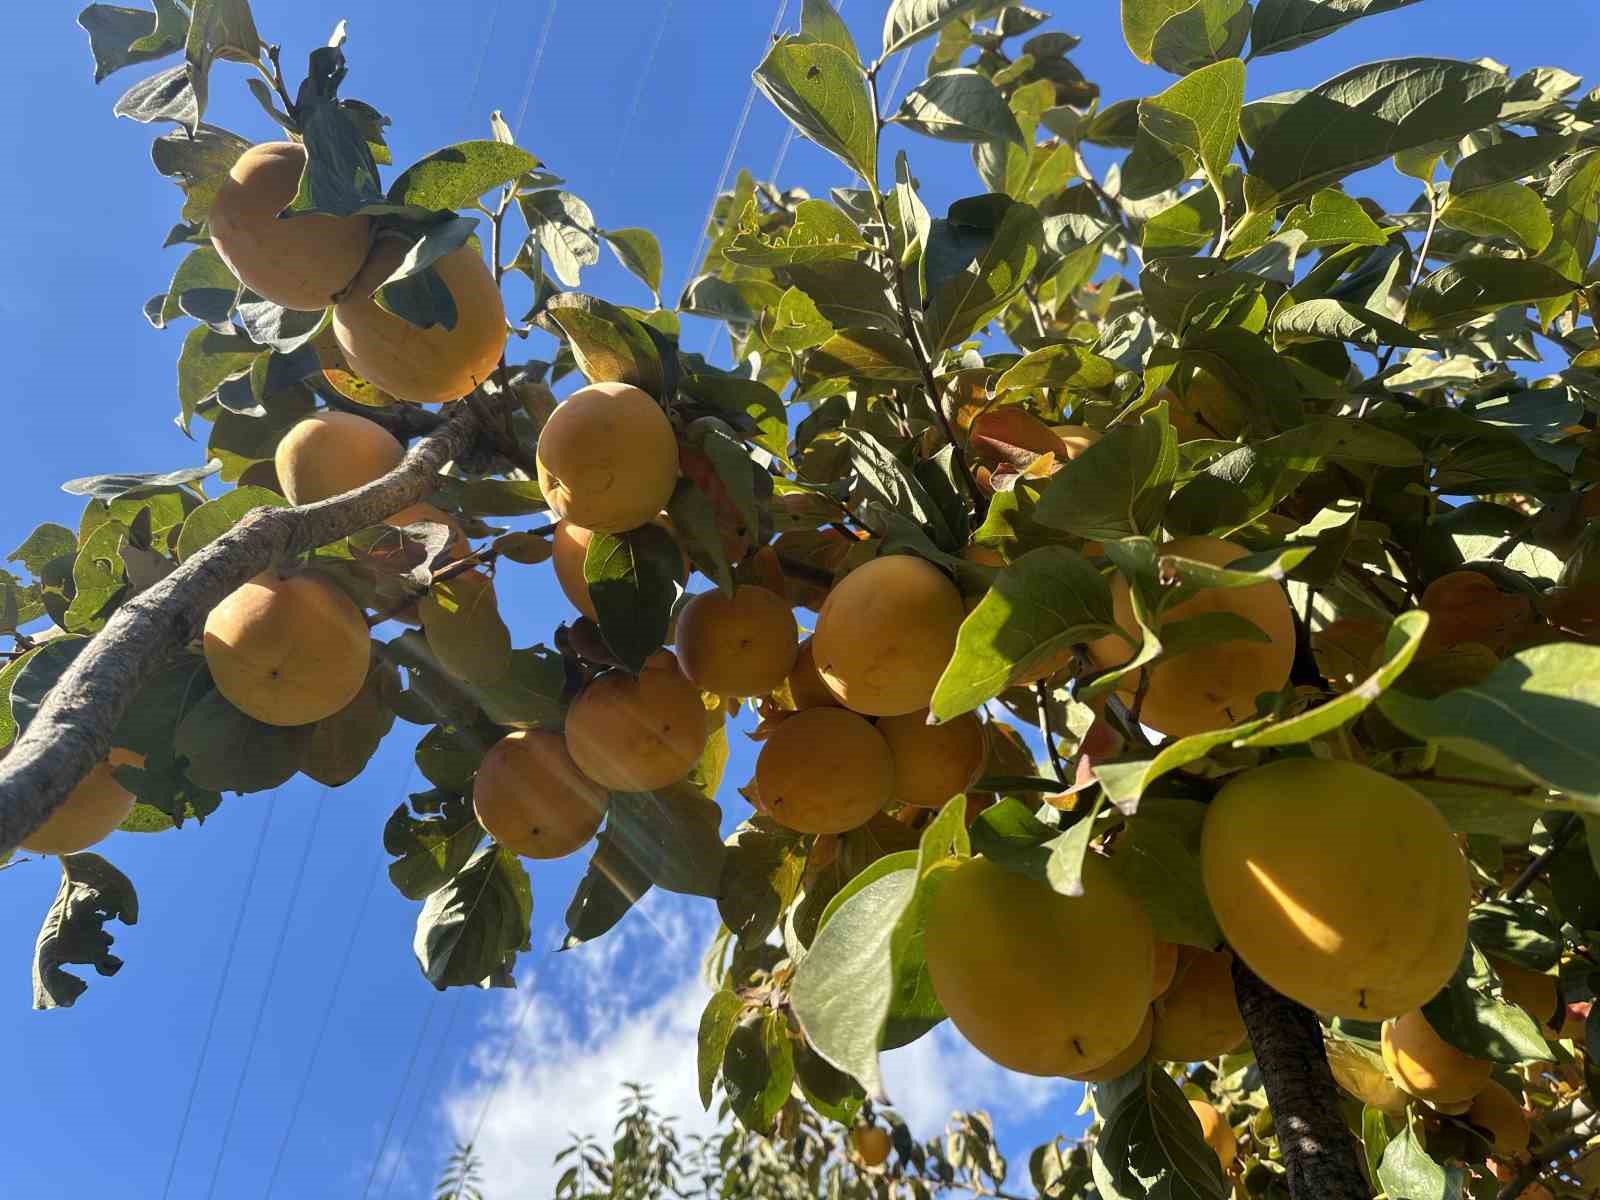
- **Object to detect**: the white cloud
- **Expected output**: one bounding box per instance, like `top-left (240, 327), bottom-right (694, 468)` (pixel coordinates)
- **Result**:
top-left (441, 893), bottom-right (1078, 1195)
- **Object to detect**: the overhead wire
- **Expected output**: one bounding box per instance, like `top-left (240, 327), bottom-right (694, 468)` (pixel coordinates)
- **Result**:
top-left (260, 766), bottom-right (416, 1200)
top-left (675, 0), bottom-right (794, 308)
top-left (362, 994), bottom-right (447, 1199)
top-left (512, 0), bottom-right (561, 140)
top-left (461, 0), bottom-right (506, 129)
top-left (160, 795), bottom-right (278, 1200)
top-left (202, 789), bottom-right (330, 1200)
top-left (377, 988), bottom-right (471, 1200)
top-left (605, 0), bottom-right (678, 188)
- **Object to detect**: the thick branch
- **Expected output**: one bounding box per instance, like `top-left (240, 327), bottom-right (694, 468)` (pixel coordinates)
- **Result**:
top-left (0, 399), bottom-right (491, 857)
top-left (1233, 958), bottom-right (1372, 1200)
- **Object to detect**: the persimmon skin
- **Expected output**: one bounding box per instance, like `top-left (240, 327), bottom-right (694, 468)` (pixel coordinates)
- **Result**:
top-left (536, 382), bottom-right (680, 533)
top-left (1382, 1010), bottom-right (1493, 1108)
top-left (1189, 1100), bottom-right (1237, 1170)
top-left (1492, 957), bottom-right (1560, 1031)
top-left (1085, 536), bottom-right (1295, 738)
top-left (332, 240), bottom-right (506, 405)
top-left (20, 748), bottom-right (144, 854)
top-left (876, 709), bottom-right (985, 809)
top-left (552, 521), bottom-right (600, 620)
top-left (1325, 1037), bottom-right (1409, 1115)
top-left (756, 708), bottom-right (894, 835)
top-left (474, 731), bottom-right (607, 859)
top-left (563, 651), bottom-right (708, 792)
top-left (385, 503), bottom-right (472, 562)
top-left (209, 142), bottom-right (372, 310)
top-left (1466, 1080), bottom-right (1530, 1157)
top-left (1419, 570), bottom-right (1537, 658)
top-left (1068, 1009), bottom-right (1154, 1083)
top-left (813, 555), bottom-right (965, 717)
top-left (850, 1126), bottom-right (891, 1169)
top-left (676, 586), bottom-right (799, 698)
top-left (924, 855), bottom-right (1154, 1078)
top-left (203, 572), bottom-right (372, 727)
top-left (274, 412), bottom-right (404, 505)
top-left (1202, 757), bottom-right (1468, 1020)
top-left (1149, 948), bottom-right (1247, 1063)
top-left (1151, 940), bottom-right (1180, 1000)
top-left (785, 636), bottom-right (841, 711)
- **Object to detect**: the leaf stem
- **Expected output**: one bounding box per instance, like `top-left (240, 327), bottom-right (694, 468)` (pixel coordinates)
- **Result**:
top-left (1504, 813), bottom-right (1582, 901)
top-left (1034, 682), bottom-right (1068, 783)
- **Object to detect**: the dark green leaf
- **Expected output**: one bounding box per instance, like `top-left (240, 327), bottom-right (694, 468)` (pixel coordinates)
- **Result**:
top-left (78, 2), bottom-right (186, 84)
top-left (1250, 0), bottom-right (1424, 57)
top-left (893, 70), bottom-right (1025, 145)
top-left (1034, 403), bottom-right (1177, 540)
top-left (1273, 298), bottom-right (1430, 350)
top-left (9, 524), bottom-right (77, 578)
top-left (537, 294), bottom-right (664, 395)
top-left (33, 853), bottom-right (138, 1011)
top-left (563, 830), bottom-right (653, 949)
top-left (1439, 182), bottom-right (1554, 255)
top-left (1123, 59), bottom-right (1244, 201)
top-left (1093, 1064), bottom-right (1230, 1199)
top-left (602, 227), bottom-right (663, 298)
top-left (413, 844), bottom-right (532, 989)
top-left (607, 789), bottom-right (726, 898)
top-left (1150, 0), bottom-right (1251, 77)
top-left (175, 689), bottom-right (311, 793)
top-left (1469, 899), bottom-right (1562, 972)
top-left (923, 196), bottom-right (1043, 349)
top-left (1376, 1124), bottom-right (1456, 1200)
top-left (384, 794), bottom-right (484, 900)
top-left (698, 990), bottom-right (744, 1110)
top-left (753, 36), bottom-right (878, 183)
top-left (184, 0), bottom-right (261, 131)
top-left (584, 525), bottom-right (680, 672)
top-left (419, 572), bottom-right (513, 684)
top-left (882, 0), bottom-right (991, 56)
top-left (113, 63), bottom-right (198, 126)
top-left (175, 485), bottom-right (287, 560)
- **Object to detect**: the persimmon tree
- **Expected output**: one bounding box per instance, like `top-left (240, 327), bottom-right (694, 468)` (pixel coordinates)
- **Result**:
top-left (4, 2), bottom-right (1600, 1199)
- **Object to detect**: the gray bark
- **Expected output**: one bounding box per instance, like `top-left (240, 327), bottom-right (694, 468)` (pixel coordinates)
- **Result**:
top-left (0, 399), bottom-right (490, 857)
top-left (1232, 957), bottom-right (1373, 1200)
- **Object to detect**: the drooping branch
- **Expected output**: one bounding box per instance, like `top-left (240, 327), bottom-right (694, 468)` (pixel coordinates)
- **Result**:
top-left (1232, 958), bottom-right (1373, 1200)
top-left (0, 397), bottom-right (495, 858)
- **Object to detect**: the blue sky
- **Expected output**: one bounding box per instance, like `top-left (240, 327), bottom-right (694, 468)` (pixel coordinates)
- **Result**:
top-left (2, 2), bottom-right (1597, 1197)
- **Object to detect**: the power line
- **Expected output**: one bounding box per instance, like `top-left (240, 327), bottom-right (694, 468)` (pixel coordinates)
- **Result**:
top-left (378, 988), bottom-right (470, 1200)
top-left (202, 789), bottom-right (329, 1200)
top-left (512, 0), bottom-right (561, 140)
top-left (467, 979), bottom-right (543, 1150)
top-left (363, 994), bottom-right (446, 1199)
top-left (461, 0), bottom-right (506, 129)
top-left (606, 0), bottom-right (677, 188)
top-left (675, 0), bottom-right (794, 306)
top-left (261, 769), bottom-right (408, 1199)
top-left (160, 796), bottom-right (278, 1200)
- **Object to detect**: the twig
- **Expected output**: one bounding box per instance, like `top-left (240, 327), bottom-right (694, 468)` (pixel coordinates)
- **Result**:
top-left (317, 389), bottom-right (446, 440)
top-left (863, 70), bottom-right (985, 518)
top-left (1505, 813), bottom-right (1582, 901)
top-left (262, 44), bottom-right (299, 125)
top-left (0, 399), bottom-right (498, 857)
top-left (1496, 1115), bottom-right (1599, 1200)
top-left (1035, 681), bottom-right (1068, 783)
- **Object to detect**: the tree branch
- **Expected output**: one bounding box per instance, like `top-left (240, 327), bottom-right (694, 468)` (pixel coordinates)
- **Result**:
top-left (1233, 958), bottom-right (1373, 1200)
top-left (1505, 812), bottom-right (1582, 901)
top-left (0, 398), bottom-right (494, 858)
top-left (1496, 1112), bottom-right (1598, 1200)
top-left (316, 388), bottom-right (446, 440)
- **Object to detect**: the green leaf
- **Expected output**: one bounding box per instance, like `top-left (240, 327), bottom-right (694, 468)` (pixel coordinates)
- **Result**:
top-left (584, 525), bottom-right (680, 673)
top-left (719, 824), bottom-right (807, 946)
top-left (305, 662), bottom-right (396, 787)
top-left (1277, 188), bottom-right (1388, 249)
top-left (384, 794), bottom-right (484, 901)
top-left (930, 547), bottom-right (1116, 721)
top-left (1379, 642), bottom-right (1600, 808)
top-left (1143, 185), bottom-right (1223, 258)
top-left (1235, 609), bottom-right (1428, 747)
top-left (807, 328), bottom-right (921, 382)
top-left (184, 0), bottom-right (260, 131)
top-left (473, 647), bottom-right (567, 730)
top-left (419, 572), bottom-right (513, 685)
top-left (763, 287), bottom-right (836, 354)
top-left (668, 478), bottom-right (733, 595)
top-left (1469, 899), bottom-right (1562, 971)
top-left (1104, 798), bottom-right (1220, 947)
top-left (1150, 0), bottom-right (1251, 77)
top-left (78, 2), bottom-right (187, 84)
top-left (1423, 942), bottom-right (1551, 1064)
top-left (893, 70), bottom-right (1025, 145)
top-left (772, 260), bottom-right (899, 330)
top-left (698, 990), bottom-right (744, 1110)
top-left (1272, 298), bottom-right (1431, 350)
top-left (1453, 133), bottom-right (1574, 194)
top-left (1405, 257), bottom-right (1577, 332)
top-left (62, 521), bottom-right (129, 634)
top-left (537, 294), bottom-right (664, 395)
top-left (1120, 0), bottom-right (1197, 63)
top-left (602, 227), bottom-right (663, 299)
top-left (1245, 58), bottom-right (1508, 206)
top-left (9, 524), bottom-right (77, 577)
top-left (563, 830), bottom-right (653, 948)
top-left (413, 844), bottom-right (532, 990)
top-left (33, 853), bottom-right (138, 1011)
top-left (175, 689), bottom-right (311, 793)
top-left (175, 485), bottom-right (287, 560)
top-left (149, 243), bottom-right (236, 329)
top-left (1250, 0), bottom-right (1424, 57)
top-left (726, 198), bottom-right (869, 268)
top-left (789, 867), bottom-right (916, 1099)
top-left (1092, 1064), bottom-right (1230, 1199)
top-left (923, 196), bottom-right (1044, 349)
top-left (802, 0), bottom-right (860, 61)
top-left (1439, 181), bottom-right (1554, 254)
top-left (176, 325), bottom-right (258, 433)
top-left (1034, 403), bottom-right (1177, 540)
top-left (753, 36), bottom-right (878, 184)
top-left (387, 140), bottom-right (538, 210)
top-left (284, 89), bottom-right (386, 219)
top-left (995, 343), bottom-right (1119, 393)
top-left (1123, 59), bottom-right (1245, 202)
top-left (8, 638), bottom-right (90, 743)
top-left (882, 0), bottom-right (991, 56)
top-left (521, 189), bottom-right (600, 288)
top-left (723, 1011), bottom-right (795, 1133)
top-left (606, 789), bottom-right (726, 898)
top-left (1376, 1124), bottom-right (1456, 1200)
top-left (113, 63), bottom-right (198, 126)
top-left (1535, 148), bottom-right (1600, 325)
